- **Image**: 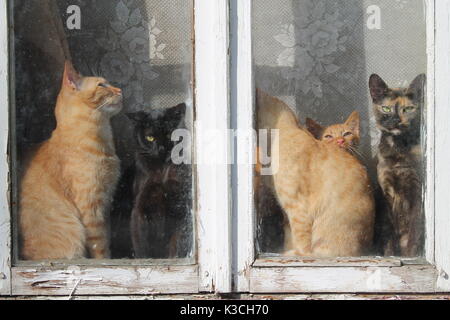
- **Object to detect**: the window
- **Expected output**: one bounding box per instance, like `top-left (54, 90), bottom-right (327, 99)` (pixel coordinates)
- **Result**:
top-left (1, 0), bottom-right (450, 298)
top-left (233, 0), bottom-right (450, 294)
top-left (12, 0), bottom-right (195, 262)
top-left (0, 0), bottom-right (231, 296)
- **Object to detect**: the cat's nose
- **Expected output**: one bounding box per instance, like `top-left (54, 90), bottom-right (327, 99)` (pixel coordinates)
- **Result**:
top-left (112, 87), bottom-right (122, 96)
top-left (337, 139), bottom-right (345, 145)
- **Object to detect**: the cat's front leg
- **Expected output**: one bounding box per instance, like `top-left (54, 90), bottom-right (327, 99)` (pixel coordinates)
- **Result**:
top-left (80, 205), bottom-right (111, 259)
top-left (283, 204), bottom-right (312, 256)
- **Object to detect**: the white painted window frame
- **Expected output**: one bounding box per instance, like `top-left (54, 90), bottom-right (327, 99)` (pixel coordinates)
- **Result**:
top-left (0, 0), bottom-right (232, 296)
top-left (2, 0), bottom-right (450, 297)
top-left (233, 0), bottom-right (450, 294)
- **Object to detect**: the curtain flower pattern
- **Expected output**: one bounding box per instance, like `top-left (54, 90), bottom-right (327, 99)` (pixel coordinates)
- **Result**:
top-left (274, 1), bottom-right (348, 100)
top-left (97, 0), bottom-right (165, 110)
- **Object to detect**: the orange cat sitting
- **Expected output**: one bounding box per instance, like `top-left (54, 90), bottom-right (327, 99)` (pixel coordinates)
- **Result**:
top-left (257, 89), bottom-right (374, 257)
top-left (19, 61), bottom-right (122, 260)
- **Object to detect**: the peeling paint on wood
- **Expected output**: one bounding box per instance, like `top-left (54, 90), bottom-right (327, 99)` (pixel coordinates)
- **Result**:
top-left (0, 0), bottom-right (11, 296)
top-left (434, 0), bottom-right (450, 293)
top-left (250, 266), bottom-right (438, 293)
top-left (233, 0), bottom-right (255, 293)
top-left (246, 294), bottom-right (450, 300)
top-left (254, 257), bottom-right (403, 268)
top-left (12, 266), bottom-right (199, 296)
top-left (1, 293), bottom-right (450, 300)
top-left (195, 0), bottom-right (232, 293)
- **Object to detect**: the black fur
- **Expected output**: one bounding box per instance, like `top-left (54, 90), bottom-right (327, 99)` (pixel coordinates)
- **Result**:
top-left (127, 103), bottom-right (193, 259)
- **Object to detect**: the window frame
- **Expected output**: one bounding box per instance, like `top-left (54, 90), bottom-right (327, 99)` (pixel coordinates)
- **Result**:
top-left (1, 0), bottom-right (450, 298)
top-left (0, 0), bottom-right (232, 296)
top-left (233, 0), bottom-right (450, 294)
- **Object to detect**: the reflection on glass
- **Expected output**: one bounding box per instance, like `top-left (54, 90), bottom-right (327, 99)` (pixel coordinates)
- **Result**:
top-left (11, 0), bottom-right (194, 261)
top-left (254, 0), bottom-right (426, 258)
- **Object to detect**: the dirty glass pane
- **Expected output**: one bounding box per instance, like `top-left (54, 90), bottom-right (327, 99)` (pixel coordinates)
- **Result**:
top-left (254, 0), bottom-right (426, 258)
top-left (11, 0), bottom-right (194, 261)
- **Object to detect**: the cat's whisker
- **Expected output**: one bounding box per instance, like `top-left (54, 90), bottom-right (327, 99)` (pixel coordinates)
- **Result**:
top-left (96, 99), bottom-right (111, 111)
top-left (348, 146), bottom-right (367, 161)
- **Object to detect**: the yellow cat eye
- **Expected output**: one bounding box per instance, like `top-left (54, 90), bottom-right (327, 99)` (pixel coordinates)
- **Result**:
top-left (146, 136), bottom-right (155, 142)
top-left (382, 106), bottom-right (393, 113)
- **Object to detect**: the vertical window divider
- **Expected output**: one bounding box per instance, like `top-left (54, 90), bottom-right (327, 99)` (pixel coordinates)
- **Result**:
top-left (194, 0), bottom-right (233, 293)
top-left (0, 0), bottom-right (11, 296)
top-left (231, 0), bottom-right (254, 293)
top-left (424, 0), bottom-right (436, 265)
top-left (434, 0), bottom-right (450, 291)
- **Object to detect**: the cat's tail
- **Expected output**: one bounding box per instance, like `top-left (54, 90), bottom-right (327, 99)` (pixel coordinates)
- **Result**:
top-left (256, 89), bottom-right (300, 131)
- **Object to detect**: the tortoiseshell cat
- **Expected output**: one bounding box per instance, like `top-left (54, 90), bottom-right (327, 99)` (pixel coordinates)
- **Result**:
top-left (369, 74), bottom-right (425, 257)
top-left (127, 103), bottom-right (192, 259)
top-left (306, 111), bottom-right (360, 153)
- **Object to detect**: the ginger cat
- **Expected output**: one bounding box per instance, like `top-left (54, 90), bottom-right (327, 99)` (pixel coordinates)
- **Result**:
top-left (306, 111), bottom-right (360, 152)
top-left (257, 89), bottom-right (374, 257)
top-left (19, 61), bottom-right (123, 260)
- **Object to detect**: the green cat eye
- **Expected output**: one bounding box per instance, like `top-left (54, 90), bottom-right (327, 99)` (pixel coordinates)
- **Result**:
top-left (404, 106), bottom-right (416, 113)
top-left (382, 106), bottom-right (393, 113)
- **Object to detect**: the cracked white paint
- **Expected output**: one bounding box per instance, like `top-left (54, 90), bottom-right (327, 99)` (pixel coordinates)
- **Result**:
top-left (12, 266), bottom-right (199, 296)
top-left (435, 0), bottom-right (450, 292)
top-left (250, 266), bottom-right (438, 293)
top-left (0, 0), bottom-right (10, 296)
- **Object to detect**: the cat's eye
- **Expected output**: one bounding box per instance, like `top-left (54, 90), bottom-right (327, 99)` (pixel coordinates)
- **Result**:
top-left (382, 106), bottom-right (393, 113)
top-left (146, 136), bottom-right (156, 142)
top-left (404, 106), bottom-right (416, 113)
top-left (343, 132), bottom-right (352, 137)
top-left (324, 135), bottom-right (333, 139)
top-left (98, 82), bottom-right (108, 88)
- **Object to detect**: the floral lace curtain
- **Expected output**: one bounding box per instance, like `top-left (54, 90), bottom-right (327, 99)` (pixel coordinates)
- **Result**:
top-left (253, 0), bottom-right (426, 162)
top-left (57, 0), bottom-right (193, 113)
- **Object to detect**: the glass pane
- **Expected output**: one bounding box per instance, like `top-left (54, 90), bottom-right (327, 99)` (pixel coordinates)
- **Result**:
top-left (11, 0), bottom-right (194, 261)
top-left (254, 0), bottom-right (426, 258)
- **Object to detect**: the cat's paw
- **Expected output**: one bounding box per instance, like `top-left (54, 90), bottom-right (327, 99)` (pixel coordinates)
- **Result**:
top-left (283, 249), bottom-right (301, 257)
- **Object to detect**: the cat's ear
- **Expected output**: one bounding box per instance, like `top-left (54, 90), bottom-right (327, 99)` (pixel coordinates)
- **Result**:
top-left (345, 111), bottom-right (360, 137)
top-left (62, 61), bottom-right (82, 91)
top-left (166, 103), bottom-right (187, 123)
top-left (126, 111), bottom-right (147, 123)
top-left (407, 74), bottom-right (426, 103)
top-left (369, 74), bottom-right (389, 103)
top-left (305, 118), bottom-right (324, 139)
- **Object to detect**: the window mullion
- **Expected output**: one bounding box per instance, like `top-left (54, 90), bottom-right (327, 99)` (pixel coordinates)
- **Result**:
top-left (434, 0), bottom-right (450, 292)
top-left (231, 0), bottom-right (254, 293)
top-left (0, 0), bottom-right (11, 296)
top-left (194, 0), bottom-right (232, 293)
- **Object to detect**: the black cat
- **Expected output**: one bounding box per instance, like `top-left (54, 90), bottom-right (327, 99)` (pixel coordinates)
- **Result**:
top-left (126, 103), bottom-right (192, 259)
